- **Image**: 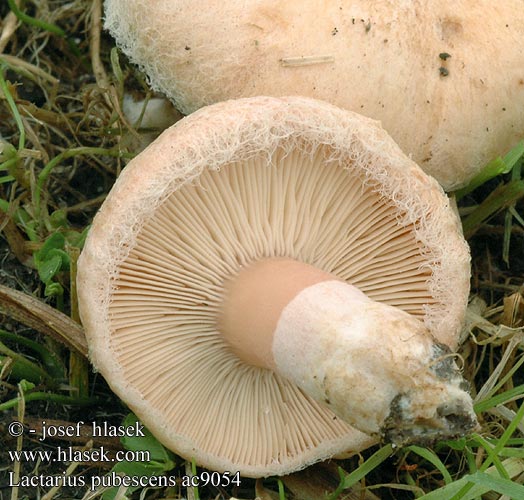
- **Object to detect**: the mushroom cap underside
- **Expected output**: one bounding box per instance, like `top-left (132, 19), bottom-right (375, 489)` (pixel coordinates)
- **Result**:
top-left (77, 96), bottom-right (470, 476)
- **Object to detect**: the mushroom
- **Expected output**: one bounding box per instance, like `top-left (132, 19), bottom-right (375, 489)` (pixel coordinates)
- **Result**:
top-left (122, 94), bottom-right (182, 150)
top-left (77, 96), bottom-right (477, 477)
top-left (103, 0), bottom-right (524, 190)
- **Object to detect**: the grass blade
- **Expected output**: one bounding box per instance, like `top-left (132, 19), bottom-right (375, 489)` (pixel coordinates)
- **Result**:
top-left (417, 458), bottom-right (524, 500)
top-left (461, 179), bottom-right (524, 238)
top-left (406, 445), bottom-right (453, 484)
top-left (341, 444), bottom-right (394, 489)
top-left (466, 471), bottom-right (524, 497)
top-left (474, 384), bottom-right (524, 413)
top-left (455, 141), bottom-right (524, 200)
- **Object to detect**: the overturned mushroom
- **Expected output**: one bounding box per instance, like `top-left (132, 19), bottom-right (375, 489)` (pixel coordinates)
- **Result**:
top-left (104, 0), bottom-right (524, 190)
top-left (77, 96), bottom-right (477, 477)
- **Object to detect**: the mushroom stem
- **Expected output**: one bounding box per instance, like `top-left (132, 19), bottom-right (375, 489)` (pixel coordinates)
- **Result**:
top-left (220, 258), bottom-right (478, 443)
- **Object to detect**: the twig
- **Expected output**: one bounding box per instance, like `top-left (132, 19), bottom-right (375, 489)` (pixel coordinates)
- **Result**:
top-left (41, 440), bottom-right (93, 500)
top-left (89, 0), bottom-right (109, 91)
top-left (0, 283), bottom-right (88, 356)
top-left (0, 54), bottom-right (59, 85)
top-left (0, 2), bottom-right (20, 54)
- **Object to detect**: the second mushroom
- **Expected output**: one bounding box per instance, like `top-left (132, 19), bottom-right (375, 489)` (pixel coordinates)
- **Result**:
top-left (77, 96), bottom-right (477, 477)
top-left (104, 0), bottom-right (524, 190)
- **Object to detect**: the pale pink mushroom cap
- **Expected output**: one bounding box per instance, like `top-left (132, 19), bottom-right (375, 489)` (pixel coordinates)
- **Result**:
top-left (104, 0), bottom-right (524, 190)
top-left (77, 96), bottom-right (471, 477)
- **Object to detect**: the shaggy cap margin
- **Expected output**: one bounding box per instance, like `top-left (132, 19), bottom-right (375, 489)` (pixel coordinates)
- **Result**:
top-left (77, 96), bottom-right (470, 476)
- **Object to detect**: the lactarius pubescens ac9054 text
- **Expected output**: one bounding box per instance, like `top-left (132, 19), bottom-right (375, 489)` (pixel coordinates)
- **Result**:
top-left (77, 96), bottom-right (478, 477)
top-left (103, 0), bottom-right (524, 190)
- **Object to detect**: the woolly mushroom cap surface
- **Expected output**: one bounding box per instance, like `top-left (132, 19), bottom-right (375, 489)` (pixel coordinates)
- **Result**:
top-left (104, 0), bottom-right (524, 190)
top-left (77, 96), bottom-right (470, 477)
